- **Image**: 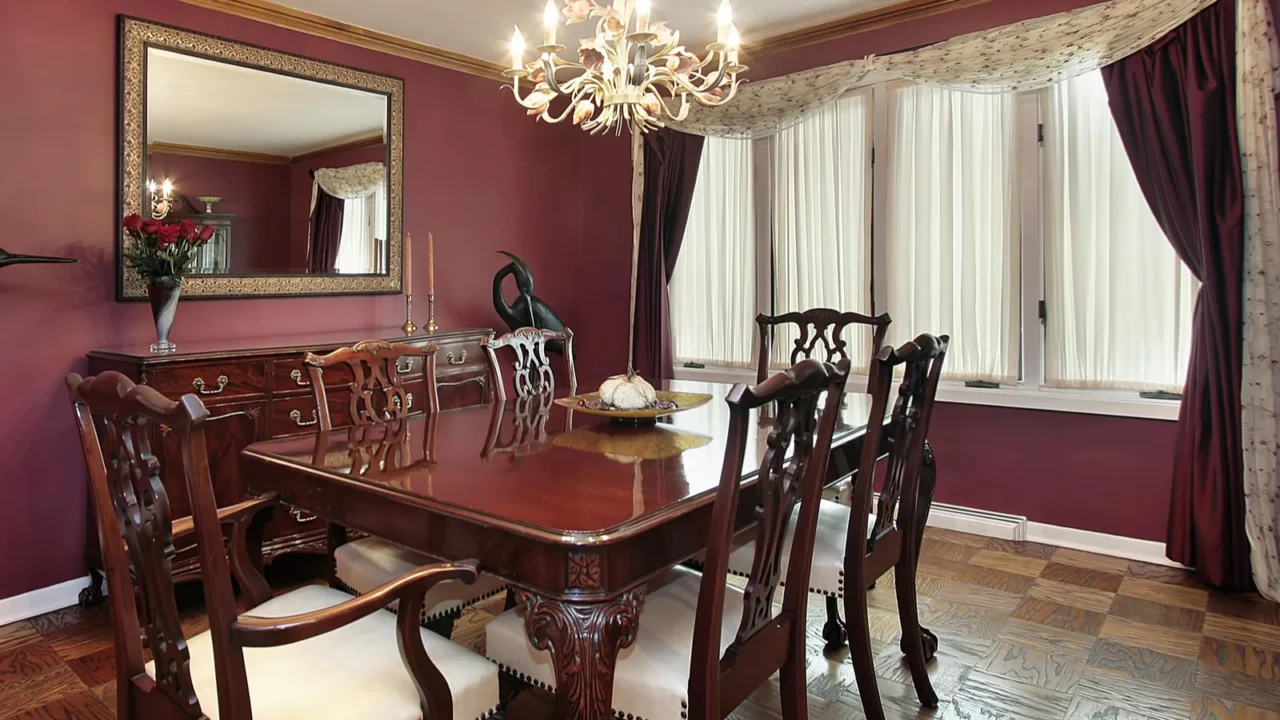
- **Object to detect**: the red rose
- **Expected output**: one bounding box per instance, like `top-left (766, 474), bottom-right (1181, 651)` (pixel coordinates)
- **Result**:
top-left (177, 219), bottom-right (198, 240)
top-left (156, 224), bottom-right (181, 249)
top-left (122, 214), bottom-right (143, 233)
top-left (198, 225), bottom-right (215, 242)
top-left (140, 219), bottom-right (163, 235)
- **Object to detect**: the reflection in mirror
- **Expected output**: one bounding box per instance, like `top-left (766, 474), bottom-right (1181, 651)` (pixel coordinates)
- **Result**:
top-left (145, 48), bottom-right (389, 277)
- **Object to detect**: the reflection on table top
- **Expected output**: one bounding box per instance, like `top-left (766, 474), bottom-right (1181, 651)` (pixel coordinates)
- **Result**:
top-left (244, 380), bottom-right (877, 539)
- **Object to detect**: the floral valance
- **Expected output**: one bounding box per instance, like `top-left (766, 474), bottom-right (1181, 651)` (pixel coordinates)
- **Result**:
top-left (314, 161), bottom-right (385, 200)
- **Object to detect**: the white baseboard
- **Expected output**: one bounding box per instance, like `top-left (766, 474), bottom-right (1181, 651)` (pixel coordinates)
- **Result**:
top-left (0, 576), bottom-right (91, 626)
top-left (1026, 521), bottom-right (1182, 568)
top-left (925, 501), bottom-right (1028, 541)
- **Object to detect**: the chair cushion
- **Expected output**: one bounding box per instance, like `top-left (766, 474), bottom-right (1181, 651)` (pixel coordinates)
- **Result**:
top-left (726, 499), bottom-right (876, 597)
top-left (485, 566), bottom-right (745, 720)
top-left (335, 538), bottom-right (508, 622)
top-left (147, 584), bottom-right (500, 720)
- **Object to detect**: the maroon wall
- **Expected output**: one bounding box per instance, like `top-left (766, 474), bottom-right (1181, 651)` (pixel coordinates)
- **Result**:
top-left (0, 0), bottom-right (631, 600)
top-left (147, 152), bottom-right (294, 272)
top-left (749, 0), bottom-right (1177, 544)
top-left (288, 142), bottom-right (388, 270)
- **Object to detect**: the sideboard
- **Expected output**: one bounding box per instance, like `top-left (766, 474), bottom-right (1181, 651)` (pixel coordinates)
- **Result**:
top-left (82, 326), bottom-right (494, 606)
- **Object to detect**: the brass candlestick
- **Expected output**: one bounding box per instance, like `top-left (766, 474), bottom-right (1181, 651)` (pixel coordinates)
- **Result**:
top-left (426, 292), bottom-right (439, 334)
top-left (402, 294), bottom-right (417, 336)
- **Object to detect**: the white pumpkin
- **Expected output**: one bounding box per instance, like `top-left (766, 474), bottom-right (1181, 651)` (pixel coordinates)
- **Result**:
top-left (598, 373), bottom-right (658, 410)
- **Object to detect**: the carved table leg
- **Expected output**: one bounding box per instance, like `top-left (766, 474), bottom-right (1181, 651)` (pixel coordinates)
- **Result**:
top-left (516, 588), bottom-right (645, 720)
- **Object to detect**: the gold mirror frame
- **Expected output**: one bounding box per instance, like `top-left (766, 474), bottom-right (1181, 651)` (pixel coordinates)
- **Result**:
top-left (118, 17), bottom-right (404, 299)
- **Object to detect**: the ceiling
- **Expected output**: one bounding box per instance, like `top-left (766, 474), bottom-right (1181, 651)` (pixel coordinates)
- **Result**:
top-left (146, 49), bottom-right (388, 156)
top-left (270, 0), bottom-right (906, 65)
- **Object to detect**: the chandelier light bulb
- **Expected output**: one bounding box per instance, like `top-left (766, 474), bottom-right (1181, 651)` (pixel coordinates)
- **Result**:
top-left (635, 0), bottom-right (651, 33)
top-left (510, 26), bottom-right (525, 69)
top-left (727, 24), bottom-right (740, 63)
top-left (543, 0), bottom-right (558, 45)
top-left (717, 0), bottom-right (733, 43)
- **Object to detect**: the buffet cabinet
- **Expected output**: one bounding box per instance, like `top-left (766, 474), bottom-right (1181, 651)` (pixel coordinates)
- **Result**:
top-left (82, 327), bottom-right (494, 605)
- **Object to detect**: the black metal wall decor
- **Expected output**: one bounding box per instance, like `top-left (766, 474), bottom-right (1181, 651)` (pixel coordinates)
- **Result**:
top-left (493, 251), bottom-right (568, 353)
top-left (0, 247), bottom-right (77, 269)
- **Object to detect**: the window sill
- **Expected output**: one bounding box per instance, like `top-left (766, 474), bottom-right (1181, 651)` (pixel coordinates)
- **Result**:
top-left (671, 366), bottom-right (1180, 422)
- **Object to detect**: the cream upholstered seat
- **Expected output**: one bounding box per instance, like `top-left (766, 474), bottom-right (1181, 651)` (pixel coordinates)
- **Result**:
top-left (148, 584), bottom-right (501, 720)
top-left (485, 567), bottom-right (746, 720)
top-left (727, 500), bottom-right (876, 597)
top-left (335, 538), bottom-right (509, 625)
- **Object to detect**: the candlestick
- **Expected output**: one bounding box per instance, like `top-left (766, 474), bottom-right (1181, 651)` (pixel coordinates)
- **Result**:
top-left (543, 0), bottom-right (558, 46)
top-left (402, 294), bottom-right (417, 336)
top-left (635, 0), bottom-right (650, 33)
top-left (427, 232), bottom-right (435, 295)
top-left (511, 27), bottom-right (525, 70)
top-left (426, 292), bottom-right (439, 334)
top-left (717, 0), bottom-right (732, 44)
top-left (404, 232), bottom-right (412, 296)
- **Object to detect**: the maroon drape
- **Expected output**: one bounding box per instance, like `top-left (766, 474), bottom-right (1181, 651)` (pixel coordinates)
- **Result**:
top-left (1103, 0), bottom-right (1250, 590)
top-left (308, 189), bottom-right (345, 274)
top-left (632, 129), bottom-right (705, 379)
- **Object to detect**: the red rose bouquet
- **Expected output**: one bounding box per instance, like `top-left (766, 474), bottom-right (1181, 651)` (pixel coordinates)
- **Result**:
top-left (121, 214), bottom-right (215, 287)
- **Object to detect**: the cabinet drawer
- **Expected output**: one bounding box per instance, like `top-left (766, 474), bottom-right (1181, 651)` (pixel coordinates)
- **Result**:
top-left (438, 372), bottom-right (489, 410)
top-left (271, 358), bottom-right (353, 394)
top-left (149, 362), bottom-right (268, 402)
top-left (434, 337), bottom-right (487, 374)
top-left (268, 391), bottom-right (351, 437)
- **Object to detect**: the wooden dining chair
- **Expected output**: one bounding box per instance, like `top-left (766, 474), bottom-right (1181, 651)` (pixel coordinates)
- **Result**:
top-left (482, 327), bottom-right (576, 403)
top-left (484, 358), bottom-right (850, 719)
top-left (304, 340), bottom-right (508, 638)
top-left (755, 308), bottom-right (891, 383)
top-left (66, 371), bottom-right (500, 720)
top-left (725, 333), bottom-right (949, 720)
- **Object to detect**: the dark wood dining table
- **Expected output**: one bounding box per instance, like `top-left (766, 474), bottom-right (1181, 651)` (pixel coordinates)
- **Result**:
top-left (241, 380), bottom-right (904, 720)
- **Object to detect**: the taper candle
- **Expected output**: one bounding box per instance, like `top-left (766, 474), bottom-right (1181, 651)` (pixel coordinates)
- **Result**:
top-left (428, 232), bottom-right (435, 295)
top-left (404, 232), bottom-right (412, 295)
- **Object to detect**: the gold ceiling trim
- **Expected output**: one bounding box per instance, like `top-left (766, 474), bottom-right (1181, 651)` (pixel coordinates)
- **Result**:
top-left (175, 0), bottom-right (507, 80)
top-left (148, 141), bottom-right (291, 165)
top-left (749, 0), bottom-right (998, 56)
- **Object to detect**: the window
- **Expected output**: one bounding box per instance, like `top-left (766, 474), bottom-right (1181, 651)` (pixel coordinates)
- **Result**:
top-left (670, 71), bottom-right (1195, 407)
top-left (335, 184), bottom-right (387, 274)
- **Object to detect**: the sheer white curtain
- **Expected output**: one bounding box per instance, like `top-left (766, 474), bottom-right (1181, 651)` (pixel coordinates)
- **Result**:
top-left (770, 89), bottom-right (874, 371)
top-left (883, 83), bottom-right (1021, 383)
top-left (1043, 71), bottom-right (1197, 391)
top-left (335, 184), bottom-right (387, 275)
top-left (671, 137), bottom-right (756, 367)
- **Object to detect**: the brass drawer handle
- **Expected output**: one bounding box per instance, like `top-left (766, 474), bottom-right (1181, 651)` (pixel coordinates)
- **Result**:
top-left (391, 393), bottom-right (414, 411)
top-left (447, 350), bottom-right (467, 366)
top-left (289, 409), bottom-right (319, 427)
top-left (396, 358), bottom-right (413, 375)
top-left (192, 375), bottom-right (229, 395)
top-left (289, 507), bottom-right (318, 523)
top-left (289, 369), bottom-right (312, 388)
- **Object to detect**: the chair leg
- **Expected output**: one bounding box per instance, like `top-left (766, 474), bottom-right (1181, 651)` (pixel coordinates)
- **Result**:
top-left (844, 590), bottom-right (886, 720)
top-left (893, 441), bottom-right (940, 707)
top-left (780, 616), bottom-right (809, 720)
top-left (821, 594), bottom-right (847, 652)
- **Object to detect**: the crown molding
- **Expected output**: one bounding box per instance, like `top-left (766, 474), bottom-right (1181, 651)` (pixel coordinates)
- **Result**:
top-left (175, 0), bottom-right (507, 80)
top-left (148, 141), bottom-right (291, 164)
top-left (750, 0), bottom-right (997, 56)
top-left (290, 133), bottom-right (385, 162)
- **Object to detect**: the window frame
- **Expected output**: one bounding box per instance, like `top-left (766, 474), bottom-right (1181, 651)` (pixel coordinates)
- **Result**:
top-left (672, 80), bottom-right (1181, 422)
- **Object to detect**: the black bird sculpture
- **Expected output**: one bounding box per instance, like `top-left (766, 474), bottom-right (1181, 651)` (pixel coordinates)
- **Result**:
top-left (0, 247), bottom-right (76, 269)
top-left (492, 251), bottom-right (569, 354)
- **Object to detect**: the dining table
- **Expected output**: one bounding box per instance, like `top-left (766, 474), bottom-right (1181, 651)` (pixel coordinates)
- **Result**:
top-left (241, 379), bottom-right (935, 720)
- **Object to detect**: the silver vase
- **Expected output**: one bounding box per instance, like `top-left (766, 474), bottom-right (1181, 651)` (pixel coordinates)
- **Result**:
top-left (147, 282), bottom-right (182, 354)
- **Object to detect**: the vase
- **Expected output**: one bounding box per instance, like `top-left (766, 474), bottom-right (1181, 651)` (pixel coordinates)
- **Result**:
top-left (147, 282), bottom-right (182, 354)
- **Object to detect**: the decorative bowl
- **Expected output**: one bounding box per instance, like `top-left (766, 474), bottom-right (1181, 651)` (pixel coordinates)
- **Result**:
top-left (554, 390), bottom-right (713, 423)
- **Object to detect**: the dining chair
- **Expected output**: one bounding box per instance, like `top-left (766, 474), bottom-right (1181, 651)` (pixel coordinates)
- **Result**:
top-left (66, 371), bottom-right (500, 720)
top-left (725, 333), bottom-right (950, 720)
top-left (304, 340), bottom-right (508, 637)
top-left (485, 358), bottom-right (850, 719)
top-left (482, 327), bottom-right (576, 403)
top-left (755, 308), bottom-right (891, 384)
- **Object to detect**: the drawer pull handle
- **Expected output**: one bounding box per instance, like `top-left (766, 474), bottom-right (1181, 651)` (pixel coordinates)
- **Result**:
top-left (192, 375), bottom-right (229, 396)
top-left (391, 393), bottom-right (414, 411)
top-left (447, 350), bottom-right (467, 366)
top-left (289, 369), bottom-right (312, 388)
top-left (396, 359), bottom-right (413, 375)
top-left (289, 409), bottom-right (319, 427)
top-left (290, 508), bottom-right (319, 523)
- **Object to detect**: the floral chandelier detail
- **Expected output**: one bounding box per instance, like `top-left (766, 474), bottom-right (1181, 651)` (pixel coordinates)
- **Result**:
top-left (505, 0), bottom-right (745, 134)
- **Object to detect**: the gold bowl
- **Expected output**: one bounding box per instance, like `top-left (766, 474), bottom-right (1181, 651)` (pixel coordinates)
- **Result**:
top-left (553, 390), bottom-right (713, 422)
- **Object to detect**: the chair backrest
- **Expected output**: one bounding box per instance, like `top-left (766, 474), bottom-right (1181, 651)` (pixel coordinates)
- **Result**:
top-left (755, 308), bottom-right (891, 384)
top-left (67, 372), bottom-right (272, 719)
top-left (303, 339), bottom-right (440, 432)
top-left (482, 327), bottom-right (576, 402)
top-left (691, 358), bottom-right (850, 717)
top-left (848, 334), bottom-right (949, 559)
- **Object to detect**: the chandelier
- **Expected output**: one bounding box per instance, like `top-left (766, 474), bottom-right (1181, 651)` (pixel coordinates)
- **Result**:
top-left (505, 0), bottom-right (745, 134)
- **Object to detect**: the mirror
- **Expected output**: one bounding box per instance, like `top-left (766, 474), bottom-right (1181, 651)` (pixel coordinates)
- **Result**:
top-left (118, 18), bottom-right (404, 299)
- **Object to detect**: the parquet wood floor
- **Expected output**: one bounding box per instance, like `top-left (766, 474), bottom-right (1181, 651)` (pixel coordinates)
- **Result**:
top-left (2, 528), bottom-right (1278, 719)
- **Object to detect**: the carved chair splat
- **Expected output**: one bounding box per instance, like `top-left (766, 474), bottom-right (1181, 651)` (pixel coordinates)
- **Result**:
top-left (755, 308), bottom-right (891, 385)
top-left (303, 339), bottom-right (440, 432)
top-left (482, 327), bottom-right (576, 403)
